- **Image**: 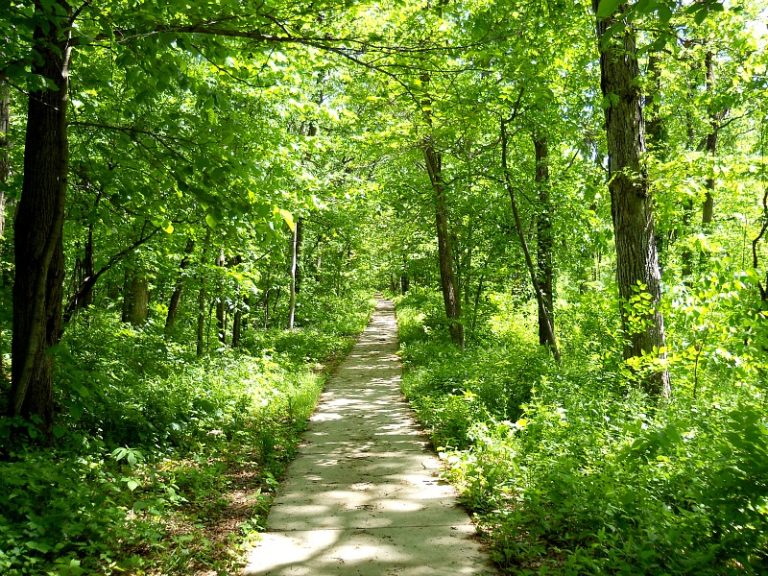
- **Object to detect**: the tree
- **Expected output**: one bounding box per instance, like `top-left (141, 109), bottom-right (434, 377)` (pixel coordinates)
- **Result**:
top-left (165, 238), bottom-right (196, 335)
top-left (534, 134), bottom-right (556, 350)
top-left (501, 119), bottom-right (560, 361)
top-left (0, 78), bottom-right (9, 382)
top-left (593, 0), bottom-right (670, 397)
top-left (9, 0), bottom-right (71, 427)
top-left (287, 218), bottom-right (302, 330)
top-left (423, 132), bottom-right (464, 348)
top-left (0, 79), bottom-right (9, 242)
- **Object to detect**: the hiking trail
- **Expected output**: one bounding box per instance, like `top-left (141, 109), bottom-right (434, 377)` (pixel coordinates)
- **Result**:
top-left (244, 299), bottom-right (495, 576)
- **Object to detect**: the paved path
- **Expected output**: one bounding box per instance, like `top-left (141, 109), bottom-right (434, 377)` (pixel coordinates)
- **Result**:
top-left (243, 300), bottom-right (495, 576)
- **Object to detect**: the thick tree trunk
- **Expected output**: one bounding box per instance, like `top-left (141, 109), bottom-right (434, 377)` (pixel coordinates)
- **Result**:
top-left (646, 50), bottom-right (670, 269)
top-left (645, 52), bottom-right (666, 156)
top-left (287, 218), bottom-right (303, 330)
top-left (594, 2), bottom-right (670, 397)
top-left (165, 238), bottom-right (195, 335)
top-left (534, 135), bottom-right (556, 349)
top-left (9, 1), bottom-right (72, 427)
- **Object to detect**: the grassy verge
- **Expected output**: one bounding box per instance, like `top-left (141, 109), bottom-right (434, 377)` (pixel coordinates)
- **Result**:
top-left (0, 293), bottom-right (374, 575)
top-left (395, 288), bottom-right (768, 576)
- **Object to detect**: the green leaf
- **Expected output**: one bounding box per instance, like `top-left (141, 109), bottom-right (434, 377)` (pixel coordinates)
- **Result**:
top-left (205, 213), bottom-right (218, 229)
top-left (657, 4), bottom-right (673, 23)
top-left (597, 0), bottom-right (622, 18)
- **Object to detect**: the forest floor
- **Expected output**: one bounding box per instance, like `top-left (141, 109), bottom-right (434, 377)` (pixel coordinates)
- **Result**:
top-left (242, 300), bottom-right (495, 575)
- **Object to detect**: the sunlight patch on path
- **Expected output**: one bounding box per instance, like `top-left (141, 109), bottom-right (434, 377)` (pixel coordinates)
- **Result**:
top-left (243, 299), bottom-right (495, 576)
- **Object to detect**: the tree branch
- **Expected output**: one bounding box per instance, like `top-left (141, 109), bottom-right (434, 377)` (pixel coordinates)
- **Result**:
top-left (62, 227), bottom-right (160, 328)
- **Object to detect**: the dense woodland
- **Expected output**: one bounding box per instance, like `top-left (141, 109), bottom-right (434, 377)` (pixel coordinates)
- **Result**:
top-left (1, 0), bottom-right (768, 574)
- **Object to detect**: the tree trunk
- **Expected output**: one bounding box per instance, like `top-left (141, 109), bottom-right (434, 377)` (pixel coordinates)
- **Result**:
top-left (702, 130), bottom-right (717, 226)
top-left (645, 52), bottom-right (666, 156)
top-left (165, 238), bottom-right (195, 335)
top-left (646, 50), bottom-right (670, 269)
top-left (702, 50), bottom-right (719, 227)
top-left (9, 0), bottom-right (72, 428)
top-left (400, 272), bottom-right (410, 294)
top-left (501, 122), bottom-right (559, 361)
top-left (196, 275), bottom-right (206, 357)
top-left (196, 232), bottom-right (211, 357)
top-left (215, 249), bottom-right (226, 343)
top-left (534, 135), bottom-right (556, 349)
top-left (0, 78), bottom-right (9, 242)
top-left (419, 60), bottom-right (463, 347)
top-left (287, 218), bottom-right (303, 330)
top-left (123, 268), bottom-right (149, 326)
top-left (232, 302), bottom-right (242, 347)
top-left (594, 1), bottom-right (670, 397)
top-left (0, 78), bottom-right (9, 382)
top-left (424, 139), bottom-right (464, 347)
top-left (681, 93), bottom-right (697, 278)
top-left (63, 228), bottom-right (158, 327)
top-left (262, 268), bottom-right (272, 329)
top-left (81, 225), bottom-right (96, 308)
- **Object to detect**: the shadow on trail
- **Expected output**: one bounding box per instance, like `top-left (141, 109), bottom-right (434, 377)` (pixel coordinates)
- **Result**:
top-left (243, 300), bottom-right (494, 576)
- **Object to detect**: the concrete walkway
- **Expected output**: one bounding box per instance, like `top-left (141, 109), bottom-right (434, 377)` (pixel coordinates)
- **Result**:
top-left (243, 300), bottom-right (495, 576)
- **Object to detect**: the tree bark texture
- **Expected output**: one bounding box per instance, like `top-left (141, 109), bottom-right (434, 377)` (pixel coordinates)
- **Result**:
top-left (424, 138), bottom-right (464, 347)
top-left (10, 0), bottom-right (72, 426)
top-left (122, 268), bottom-right (149, 326)
top-left (534, 136), bottom-right (556, 349)
top-left (645, 52), bottom-right (666, 156)
top-left (594, 2), bottom-right (670, 397)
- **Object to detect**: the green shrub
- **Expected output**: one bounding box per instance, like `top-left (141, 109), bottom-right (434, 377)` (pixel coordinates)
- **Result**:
top-left (0, 292), bottom-right (374, 575)
top-left (395, 288), bottom-right (768, 576)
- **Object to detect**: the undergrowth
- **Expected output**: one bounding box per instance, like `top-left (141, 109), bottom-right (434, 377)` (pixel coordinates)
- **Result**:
top-left (396, 287), bottom-right (768, 576)
top-left (0, 292), bottom-right (374, 575)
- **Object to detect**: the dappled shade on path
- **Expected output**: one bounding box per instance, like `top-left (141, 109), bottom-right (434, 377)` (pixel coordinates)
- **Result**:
top-left (243, 300), bottom-right (495, 575)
